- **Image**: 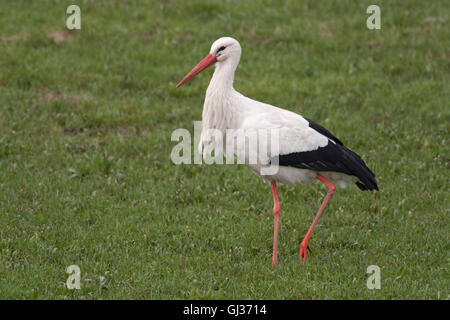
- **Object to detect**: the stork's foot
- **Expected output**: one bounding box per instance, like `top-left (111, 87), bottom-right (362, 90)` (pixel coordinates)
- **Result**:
top-left (299, 240), bottom-right (312, 264)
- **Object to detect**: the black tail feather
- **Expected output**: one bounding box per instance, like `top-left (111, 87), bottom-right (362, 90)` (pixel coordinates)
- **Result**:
top-left (341, 145), bottom-right (378, 191)
top-left (277, 142), bottom-right (379, 191)
top-left (299, 117), bottom-right (378, 191)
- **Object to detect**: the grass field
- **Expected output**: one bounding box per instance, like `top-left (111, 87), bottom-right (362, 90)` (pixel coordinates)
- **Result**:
top-left (0, 0), bottom-right (448, 299)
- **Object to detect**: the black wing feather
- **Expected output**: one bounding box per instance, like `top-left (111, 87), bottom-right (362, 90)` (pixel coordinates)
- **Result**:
top-left (303, 117), bottom-right (343, 145)
top-left (273, 118), bottom-right (378, 191)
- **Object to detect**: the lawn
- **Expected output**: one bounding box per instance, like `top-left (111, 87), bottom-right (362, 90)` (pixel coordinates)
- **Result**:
top-left (0, 0), bottom-right (448, 299)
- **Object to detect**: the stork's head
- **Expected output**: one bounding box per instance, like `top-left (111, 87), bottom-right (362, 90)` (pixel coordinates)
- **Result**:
top-left (209, 37), bottom-right (241, 63)
top-left (176, 37), bottom-right (241, 88)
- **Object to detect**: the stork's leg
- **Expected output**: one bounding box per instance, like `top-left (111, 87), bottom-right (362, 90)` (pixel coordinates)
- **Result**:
top-left (270, 181), bottom-right (281, 267)
top-left (299, 173), bottom-right (336, 264)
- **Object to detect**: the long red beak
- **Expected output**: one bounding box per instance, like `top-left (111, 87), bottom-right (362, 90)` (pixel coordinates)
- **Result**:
top-left (176, 53), bottom-right (217, 88)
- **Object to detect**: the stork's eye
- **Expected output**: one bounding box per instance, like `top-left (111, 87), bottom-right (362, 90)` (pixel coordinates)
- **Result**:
top-left (216, 46), bottom-right (226, 54)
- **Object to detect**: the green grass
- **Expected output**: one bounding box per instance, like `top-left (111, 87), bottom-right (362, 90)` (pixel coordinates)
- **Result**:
top-left (0, 0), bottom-right (448, 299)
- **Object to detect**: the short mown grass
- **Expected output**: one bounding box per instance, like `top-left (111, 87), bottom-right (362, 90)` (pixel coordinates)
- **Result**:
top-left (0, 0), bottom-right (448, 299)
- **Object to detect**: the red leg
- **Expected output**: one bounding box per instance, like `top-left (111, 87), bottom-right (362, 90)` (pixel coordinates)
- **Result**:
top-left (299, 173), bottom-right (336, 264)
top-left (270, 181), bottom-right (281, 267)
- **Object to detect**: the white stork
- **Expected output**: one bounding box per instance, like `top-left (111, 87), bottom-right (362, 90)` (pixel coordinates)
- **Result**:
top-left (176, 37), bottom-right (378, 266)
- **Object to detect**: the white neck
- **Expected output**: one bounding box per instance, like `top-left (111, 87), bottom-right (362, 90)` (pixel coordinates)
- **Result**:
top-left (207, 58), bottom-right (239, 93)
top-left (202, 59), bottom-right (240, 131)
